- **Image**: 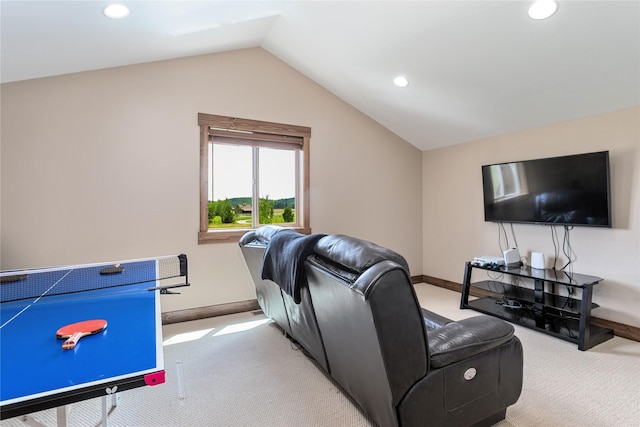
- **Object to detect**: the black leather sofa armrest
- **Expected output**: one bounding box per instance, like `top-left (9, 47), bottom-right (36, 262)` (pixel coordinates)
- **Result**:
top-left (421, 308), bottom-right (454, 331)
top-left (239, 225), bottom-right (287, 246)
top-left (427, 316), bottom-right (515, 368)
top-left (238, 230), bottom-right (259, 246)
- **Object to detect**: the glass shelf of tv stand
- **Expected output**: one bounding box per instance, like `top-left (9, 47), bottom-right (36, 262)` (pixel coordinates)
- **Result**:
top-left (469, 280), bottom-right (597, 316)
top-left (497, 264), bottom-right (602, 288)
top-left (461, 262), bottom-right (613, 350)
top-left (468, 264), bottom-right (602, 307)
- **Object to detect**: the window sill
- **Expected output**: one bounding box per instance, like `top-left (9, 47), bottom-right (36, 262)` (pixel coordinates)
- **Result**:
top-left (198, 227), bottom-right (312, 244)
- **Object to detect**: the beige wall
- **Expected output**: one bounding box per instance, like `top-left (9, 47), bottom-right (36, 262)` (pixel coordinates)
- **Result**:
top-left (0, 48), bottom-right (423, 313)
top-left (423, 107), bottom-right (640, 327)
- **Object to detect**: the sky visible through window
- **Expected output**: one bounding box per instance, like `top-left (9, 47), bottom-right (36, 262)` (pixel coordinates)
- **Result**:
top-left (209, 144), bottom-right (295, 201)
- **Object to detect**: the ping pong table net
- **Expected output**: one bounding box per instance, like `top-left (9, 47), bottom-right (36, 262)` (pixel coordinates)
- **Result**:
top-left (0, 254), bottom-right (188, 303)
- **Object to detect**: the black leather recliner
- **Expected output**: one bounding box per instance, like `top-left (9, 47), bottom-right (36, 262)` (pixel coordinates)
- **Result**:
top-left (240, 226), bottom-right (523, 427)
top-left (239, 226), bottom-right (329, 372)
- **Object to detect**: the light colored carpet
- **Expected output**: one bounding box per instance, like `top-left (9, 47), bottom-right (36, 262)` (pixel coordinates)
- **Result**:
top-left (3, 284), bottom-right (639, 426)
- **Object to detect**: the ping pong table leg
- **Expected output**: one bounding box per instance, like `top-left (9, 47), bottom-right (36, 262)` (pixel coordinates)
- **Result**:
top-left (101, 392), bottom-right (119, 426)
top-left (56, 406), bottom-right (68, 427)
top-left (102, 395), bottom-right (108, 427)
top-left (20, 414), bottom-right (48, 427)
top-left (20, 406), bottom-right (68, 427)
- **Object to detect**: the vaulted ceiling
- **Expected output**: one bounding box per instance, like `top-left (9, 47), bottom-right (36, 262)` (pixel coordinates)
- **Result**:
top-left (2, 1), bottom-right (638, 151)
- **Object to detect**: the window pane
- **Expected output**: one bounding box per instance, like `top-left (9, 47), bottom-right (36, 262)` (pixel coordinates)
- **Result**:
top-left (209, 143), bottom-right (252, 229)
top-left (258, 147), bottom-right (296, 225)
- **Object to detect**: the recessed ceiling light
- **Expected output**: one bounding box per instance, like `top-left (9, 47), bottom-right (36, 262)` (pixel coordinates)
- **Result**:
top-left (528, 0), bottom-right (558, 20)
top-left (103, 4), bottom-right (130, 19)
top-left (393, 76), bottom-right (409, 88)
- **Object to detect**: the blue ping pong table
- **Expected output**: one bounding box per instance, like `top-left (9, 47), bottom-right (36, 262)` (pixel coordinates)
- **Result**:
top-left (0, 255), bottom-right (188, 423)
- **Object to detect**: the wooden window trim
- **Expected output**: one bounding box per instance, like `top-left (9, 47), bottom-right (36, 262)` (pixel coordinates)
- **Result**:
top-left (198, 113), bottom-right (311, 244)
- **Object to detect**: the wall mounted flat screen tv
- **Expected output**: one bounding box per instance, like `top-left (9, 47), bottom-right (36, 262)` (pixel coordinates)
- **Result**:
top-left (482, 151), bottom-right (611, 227)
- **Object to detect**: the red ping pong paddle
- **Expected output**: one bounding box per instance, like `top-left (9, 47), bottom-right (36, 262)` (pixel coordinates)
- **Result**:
top-left (56, 319), bottom-right (107, 350)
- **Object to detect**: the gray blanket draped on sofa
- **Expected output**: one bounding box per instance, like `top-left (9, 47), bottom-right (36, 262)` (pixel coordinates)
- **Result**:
top-left (261, 230), bottom-right (326, 304)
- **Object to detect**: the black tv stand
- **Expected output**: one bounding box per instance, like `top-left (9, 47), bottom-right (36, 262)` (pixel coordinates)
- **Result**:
top-left (461, 262), bottom-right (614, 350)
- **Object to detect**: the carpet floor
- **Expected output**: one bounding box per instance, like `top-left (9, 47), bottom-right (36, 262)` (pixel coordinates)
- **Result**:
top-left (2, 283), bottom-right (639, 426)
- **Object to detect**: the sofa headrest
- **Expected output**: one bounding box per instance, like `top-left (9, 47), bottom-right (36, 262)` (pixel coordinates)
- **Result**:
top-left (313, 234), bottom-right (410, 276)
